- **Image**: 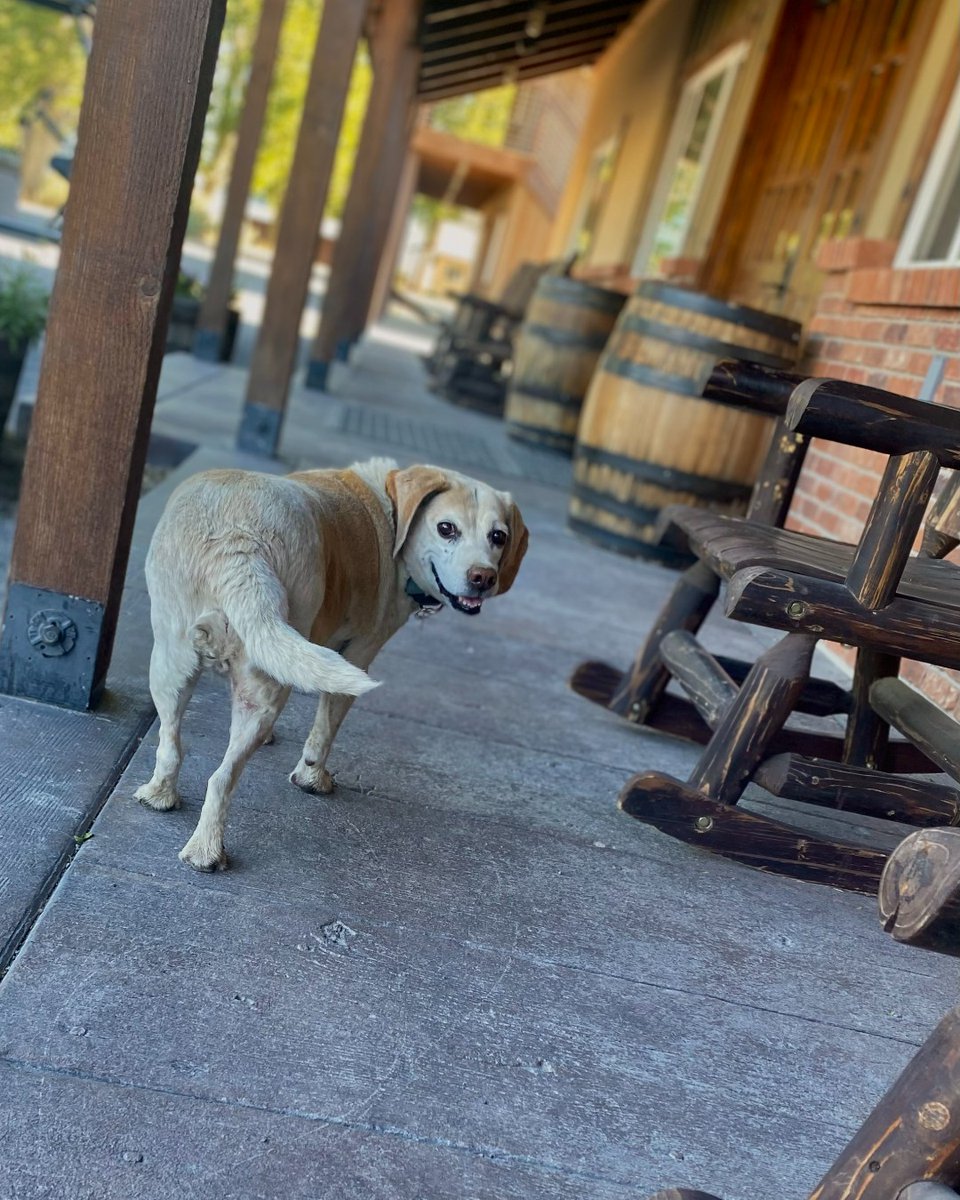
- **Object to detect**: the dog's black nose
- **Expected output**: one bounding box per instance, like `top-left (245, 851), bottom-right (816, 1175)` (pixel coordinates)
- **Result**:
top-left (468, 565), bottom-right (497, 592)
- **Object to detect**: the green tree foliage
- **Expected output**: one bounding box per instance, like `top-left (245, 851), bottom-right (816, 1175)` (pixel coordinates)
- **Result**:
top-left (200, 0), bottom-right (371, 223)
top-left (0, 3), bottom-right (86, 152)
top-left (426, 85), bottom-right (516, 148)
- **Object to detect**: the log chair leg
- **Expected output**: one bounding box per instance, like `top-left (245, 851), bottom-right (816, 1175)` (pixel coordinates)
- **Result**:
top-left (687, 632), bottom-right (818, 805)
top-left (809, 1004), bottom-right (960, 1200)
top-left (619, 632), bottom-right (890, 893)
top-left (843, 648), bottom-right (901, 770)
top-left (609, 561), bottom-right (720, 721)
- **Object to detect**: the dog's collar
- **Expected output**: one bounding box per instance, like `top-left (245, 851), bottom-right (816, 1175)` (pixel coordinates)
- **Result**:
top-left (405, 577), bottom-right (443, 615)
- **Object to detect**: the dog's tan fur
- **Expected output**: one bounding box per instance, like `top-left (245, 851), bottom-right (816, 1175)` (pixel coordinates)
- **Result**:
top-left (135, 457), bottom-right (527, 871)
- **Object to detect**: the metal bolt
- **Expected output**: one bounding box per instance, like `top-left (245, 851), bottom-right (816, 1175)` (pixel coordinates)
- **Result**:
top-left (694, 816), bottom-right (714, 832)
top-left (39, 620), bottom-right (62, 646)
top-left (787, 600), bottom-right (806, 618)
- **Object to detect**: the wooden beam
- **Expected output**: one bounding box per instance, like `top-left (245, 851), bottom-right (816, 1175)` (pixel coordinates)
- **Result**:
top-left (306, 0), bottom-right (421, 389)
top-left (0, 0), bottom-right (225, 709)
top-left (194, 0), bottom-right (288, 362)
top-left (237, 0), bottom-right (366, 454)
top-left (369, 149), bottom-right (420, 323)
top-left (419, 35), bottom-right (611, 87)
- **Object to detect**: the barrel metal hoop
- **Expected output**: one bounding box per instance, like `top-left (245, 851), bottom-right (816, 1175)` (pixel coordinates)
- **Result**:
top-left (506, 420), bottom-right (575, 454)
top-left (570, 479), bottom-right (662, 524)
top-left (509, 382), bottom-right (585, 410)
top-left (600, 354), bottom-right (706, 398)
top-left (619, 314), bottom-right (796, 370)
top-left (537, 274), bottom-right (626, 313)
top-left (522, 322), bottom-right (612, 351)
top-left (635, 281), bottom-right (802, 344)
top-left (574, 443), bottom-right (754, 504)
top-left (566, 514), bottom-right (695, 566)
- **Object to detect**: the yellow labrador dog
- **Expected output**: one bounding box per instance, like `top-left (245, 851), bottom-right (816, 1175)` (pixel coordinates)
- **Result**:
top-left (135, 458), bottom-right (528, 871)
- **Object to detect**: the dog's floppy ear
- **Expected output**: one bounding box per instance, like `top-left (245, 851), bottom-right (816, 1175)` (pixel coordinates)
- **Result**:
top-left (496, 498), bottom-right (529, 595)
top-left (386, 466), bottom-right (450, 557)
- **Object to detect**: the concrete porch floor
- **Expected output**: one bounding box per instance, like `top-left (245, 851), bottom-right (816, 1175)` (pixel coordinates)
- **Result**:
top-left (1, 328), bottom-right (958, 1200)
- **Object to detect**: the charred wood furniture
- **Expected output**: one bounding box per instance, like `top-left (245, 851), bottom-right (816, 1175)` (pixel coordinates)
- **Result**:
top-left (643, 1002), bottom-right (960, 1200)
top-left (426, 259), bottom-right (563, 415)
top-left (572, 357), bottom-right (854, 743)
top-left (610, 375), bottom-right (960, 892)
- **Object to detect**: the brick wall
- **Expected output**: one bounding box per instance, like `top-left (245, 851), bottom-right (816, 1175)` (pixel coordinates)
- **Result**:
top-left (792, 236), bottom-right (960, 707)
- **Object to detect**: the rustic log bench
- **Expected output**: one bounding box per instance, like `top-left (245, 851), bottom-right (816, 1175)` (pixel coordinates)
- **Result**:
top-left (611, 374), bottom-right (960, 892)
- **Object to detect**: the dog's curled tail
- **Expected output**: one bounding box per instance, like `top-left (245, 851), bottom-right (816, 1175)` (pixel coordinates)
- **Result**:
top-left (215, 557), bottom-right (379, 698)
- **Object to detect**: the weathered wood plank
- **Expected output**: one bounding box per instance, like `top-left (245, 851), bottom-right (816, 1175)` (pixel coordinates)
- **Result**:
top-left (0, 0), bottom-right (225, 707)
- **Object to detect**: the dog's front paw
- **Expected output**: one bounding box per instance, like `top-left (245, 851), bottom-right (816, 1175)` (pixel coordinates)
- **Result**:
top-left (289, 763), bottom-right (334, 795)
top-left (135, 779), bottom-right (181, 811)
top-left (179, 834), bottom-right (229, 873)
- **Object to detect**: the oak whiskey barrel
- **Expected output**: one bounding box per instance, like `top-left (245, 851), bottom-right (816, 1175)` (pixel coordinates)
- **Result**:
top-left (569, 281), bottom-right (801, 563)
top-left (505, 275), bottom-right (625, 455)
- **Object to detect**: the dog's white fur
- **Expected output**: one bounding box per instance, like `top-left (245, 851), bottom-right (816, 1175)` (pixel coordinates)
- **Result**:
top-left (135, 458), bottom-right (528, 871)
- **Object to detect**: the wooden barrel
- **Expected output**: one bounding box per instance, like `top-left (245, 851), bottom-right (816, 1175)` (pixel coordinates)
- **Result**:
top-left (569, 280), bottom-right (802, 564)
top-left (505, 275), bottom-right (625, 455)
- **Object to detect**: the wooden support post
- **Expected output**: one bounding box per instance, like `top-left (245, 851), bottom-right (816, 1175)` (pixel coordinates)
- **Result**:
top-left (0, 0), bottom-right (224, 709)
top-left (368, 148), bottom-right (420, 324)
top-left (238, 0), bottom-right (366, 454)
top-left (305, 0), bottom-right (421, 391)
top-left (745, 421), bottom-right (808, 527)
top-left (194, 0), bottom-right (287, 362)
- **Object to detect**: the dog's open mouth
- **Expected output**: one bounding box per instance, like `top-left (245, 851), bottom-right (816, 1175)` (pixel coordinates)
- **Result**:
top-left (431, 563), bottom-right (484, 616)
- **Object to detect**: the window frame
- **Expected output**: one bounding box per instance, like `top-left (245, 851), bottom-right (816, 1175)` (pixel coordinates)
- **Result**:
top-left (630, 40), bottom-right (748, 279)
top-left (897, 72), bottom-right (960, 269)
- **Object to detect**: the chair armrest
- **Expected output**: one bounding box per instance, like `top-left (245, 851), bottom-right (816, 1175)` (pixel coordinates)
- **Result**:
top-left (448, 292), bottom-right (512, 317)
top-left (786, 377), bottom-right (960, 468)
top-left (702, 359), bottom-right (806, 417)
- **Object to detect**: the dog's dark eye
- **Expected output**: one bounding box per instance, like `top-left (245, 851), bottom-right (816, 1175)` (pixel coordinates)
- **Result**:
top-left (437, 521), bottom-right (458, 539)
top-left (489, 529), bottom-right (507, 547)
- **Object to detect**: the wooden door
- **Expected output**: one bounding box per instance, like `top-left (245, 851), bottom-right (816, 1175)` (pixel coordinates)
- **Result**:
top-left (701, 0), bottom-right (936, 321)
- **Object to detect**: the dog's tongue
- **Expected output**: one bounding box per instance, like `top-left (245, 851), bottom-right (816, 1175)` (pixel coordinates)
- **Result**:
top-left (458, 596), bottom-right (482, 611)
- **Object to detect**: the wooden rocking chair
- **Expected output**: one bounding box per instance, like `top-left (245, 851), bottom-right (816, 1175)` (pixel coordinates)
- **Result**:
top-left (571, 358), bottom-right (858, 748)
top-left (612, 375), bottom-right (960, 893)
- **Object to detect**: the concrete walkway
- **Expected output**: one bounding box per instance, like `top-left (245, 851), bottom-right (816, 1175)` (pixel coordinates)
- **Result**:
top-left (1, 331), bottom-right (958, 1200)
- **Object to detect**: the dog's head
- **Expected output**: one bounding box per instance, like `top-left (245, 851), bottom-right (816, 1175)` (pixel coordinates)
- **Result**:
top-left (386, 465), bottom-right (528, 616)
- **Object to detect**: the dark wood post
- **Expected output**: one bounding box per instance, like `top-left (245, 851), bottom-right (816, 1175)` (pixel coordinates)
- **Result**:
top-left (237, 0), bottom-right (366, 455)
top-left (0, 0), bottom-right (225, 710)
top-left (305, 0), bottom-right (421, 391)
top-left (194, 0), bottom-right (288, 362)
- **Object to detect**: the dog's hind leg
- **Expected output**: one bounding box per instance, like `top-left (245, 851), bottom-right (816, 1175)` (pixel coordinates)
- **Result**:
top-left (179, 662), bottom-right (288, 871)
top-left (135, 635), bottom-right (201, 813)
top-left (289, 637), bottom-right (379, 795)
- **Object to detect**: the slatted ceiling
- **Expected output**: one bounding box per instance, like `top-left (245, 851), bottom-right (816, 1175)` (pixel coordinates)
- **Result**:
top-left (417, 0), bottom-right (645, 100)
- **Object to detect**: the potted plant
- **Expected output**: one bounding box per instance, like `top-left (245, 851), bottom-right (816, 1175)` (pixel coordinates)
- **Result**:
top-left (0, 264), bottom-right (47, 433)
top-left (167, 270), bottom-right (241, 361)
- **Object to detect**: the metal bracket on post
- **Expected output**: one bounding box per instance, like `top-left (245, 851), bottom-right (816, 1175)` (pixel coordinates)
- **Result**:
top-left (0, 584), bottom-right (106, 709)
top-left (236, 401), bottom-right (283, 456)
